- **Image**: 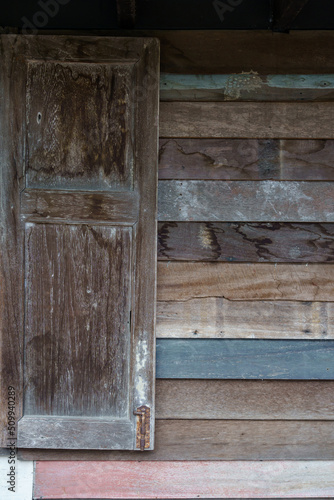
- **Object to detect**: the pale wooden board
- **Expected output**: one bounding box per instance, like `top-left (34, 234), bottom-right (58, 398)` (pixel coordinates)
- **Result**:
top-left (158, 181), bottom-right (334, 222)
top-left (156, 298), bottom-right (334, 339)
top-left (160, 102), bottom-right (334, 138)
top-left (34, 460), bottom-right (334, 498)
top-left (156, 339), bottom-right (334, 379)
top-left (157, 222), bottom-right (334, 263)
top-left (160, 74), bottom-right (334, 102)
top-left (158, 139), bottom-right (334, 181)
top-left (157, 262), bottom-right (334, 302)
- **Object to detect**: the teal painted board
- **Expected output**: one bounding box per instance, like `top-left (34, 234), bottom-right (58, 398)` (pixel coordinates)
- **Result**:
top-left (156, 339), bottom-right (334, 379)
top-left (160, 73), bottom-right (334, 101)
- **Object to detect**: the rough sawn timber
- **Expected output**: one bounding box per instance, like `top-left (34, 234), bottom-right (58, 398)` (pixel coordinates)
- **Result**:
top-left (160, 102), bottom-right (334, 138)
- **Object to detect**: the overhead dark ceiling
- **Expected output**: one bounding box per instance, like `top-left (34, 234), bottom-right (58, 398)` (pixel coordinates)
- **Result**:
top-left (1, 0), bottom-right (334, 32)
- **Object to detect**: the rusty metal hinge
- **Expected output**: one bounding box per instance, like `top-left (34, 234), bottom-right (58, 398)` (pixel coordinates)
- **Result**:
top-left (134, 405), bottom-right (150, 451)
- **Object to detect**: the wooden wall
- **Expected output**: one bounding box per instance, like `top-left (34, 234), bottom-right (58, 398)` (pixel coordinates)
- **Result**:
top-left (20, 30), bottom-right (334, 499)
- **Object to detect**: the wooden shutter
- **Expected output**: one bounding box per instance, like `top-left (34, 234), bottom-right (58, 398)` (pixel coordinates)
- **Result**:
top-left (0, 35), bottom-right (159, 450)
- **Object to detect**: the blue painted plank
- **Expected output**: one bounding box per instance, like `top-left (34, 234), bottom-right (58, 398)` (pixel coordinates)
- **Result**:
top-left (156, 339), bottom-right (334, 379)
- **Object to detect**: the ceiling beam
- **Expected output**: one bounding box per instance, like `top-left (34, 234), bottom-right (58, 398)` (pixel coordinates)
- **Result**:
top-left (117, 0), bottom-right (136, 29)
top-left (273, 0), bottom-right (310, 32)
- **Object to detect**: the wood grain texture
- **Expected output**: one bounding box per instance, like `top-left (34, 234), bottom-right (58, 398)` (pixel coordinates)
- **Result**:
top-left (158, 139), bottom-right (334, 181)
top-left (160, 74), bottom-right (334, 102)
top-left (157, 222), bottom-right (334, 262)
top-left (21, 189), bottom-right (139, 225)
top-left (34, 460), bottom-right (334, 498)
top-left (156, 339), bottom-right (334, 379)
top-left (155, 380), bottom-right (334, 420)
top-left (158, 180), bottom-right (334, 223)
top-left (156, 298), bottom-right (334, 339)
top-left (0, 35), bottom-right (25, 447)
top-left (26, 60), bottom-right (134, 191)
top-left (160, 102), bottom-right (334, 139)
top-left (158, 262), bottom-right (334, 302)
top-left (24, 224), bottom-right (132, 418)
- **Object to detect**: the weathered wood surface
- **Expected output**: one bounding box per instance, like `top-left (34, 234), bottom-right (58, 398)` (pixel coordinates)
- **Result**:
top-left (18, 416), bottom-right (133, 450)
top-left (158, 181), bottom-right (334, 222)
top-left (156, 339), bottom-right (334, 379)
top-left (155, 380), bottom-right (334, 420)
top-left (160, 102), bottom-right (334, 138)
top-left (158, 139), bottom-right (334, 181)
top-left (21, 189), bottom-right (139, 225)
top-left (158, 262), bottom-right (334, 302)
top-left (157, 222), bottom-right (334, 262)
top-left (3, 35), bottom-right (159, 451)
top-left (160, 74), bottom-right (334, 101)
top-left (156, 298), bottom-right (334, 339)
top-left (34, 460), bottom-right (334, 498)
top-left (24, 224), bottom-right (132, 418)
top-left (0, 36), bottom-right (25, 447)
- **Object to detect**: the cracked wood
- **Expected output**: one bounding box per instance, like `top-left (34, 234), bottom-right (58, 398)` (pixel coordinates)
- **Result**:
top-left (157, 262), bottom-right (334, 301)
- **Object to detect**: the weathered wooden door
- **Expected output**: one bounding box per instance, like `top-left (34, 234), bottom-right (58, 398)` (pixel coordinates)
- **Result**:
top-left (0, 35), bottom-right (159, 450)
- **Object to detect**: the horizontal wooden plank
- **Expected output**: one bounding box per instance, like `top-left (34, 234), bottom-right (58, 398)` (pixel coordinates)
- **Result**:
top-left (158, 262), bottom-right (334, 302)
top-left (19, 420), bottom-right (334, 462)
top-left (156, 298), bottom-right (334, 339)
top-left (18, 416), bottom-right (133, 450)
top-left (155, 380), bottom-right (334, 420)
top-left (21, 189), bottom-right (139, 225)
top-left (158, 181), bottom-right (334, 222)
top-left (160, 74), bottom-right (334, 102)
top-left (34, 460), bottom-right (334, 498)
top-left (158, 139), bottom-right (334, 181)
top-left (157, 222), bottom-right (334, 262)
top-left (160, 102), bottom-right (334, 139)
top-left (156, 339), bottom-right (334, 379)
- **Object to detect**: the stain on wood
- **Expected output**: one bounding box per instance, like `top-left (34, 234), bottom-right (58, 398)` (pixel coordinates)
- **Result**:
top-left (160, 102), bottom-right (334, 138)
top-left (158, 262), bottom-right (334, 302)
top-left (158, 180), bottom-right (334, 222)
top-left (159, 138), bottom-right (334, 180)
top-left (34, 460), bottom-right (334, 498)
top-left (156, 298), bottom-right (334, 339)
top-left (157, 222), bottom-right (334, 262)
top-left (26, 61), bottom-right (134, 191)
top-left (24, 224), bottom-right (132, 417)
top-left (158, 138), bottom-right (280, 180)
top-left (156, 339), bottom-right (334, 379)
top-left (22, 189), bottom-right (139, 225)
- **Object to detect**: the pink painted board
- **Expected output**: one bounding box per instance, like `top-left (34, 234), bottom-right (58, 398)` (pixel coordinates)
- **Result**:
top-left (34, 461), bottom-right (334, 499)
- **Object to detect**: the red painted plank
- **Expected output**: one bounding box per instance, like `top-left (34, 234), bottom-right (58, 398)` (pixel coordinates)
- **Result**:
top-left (34, 461), bottom-right (334, 499)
